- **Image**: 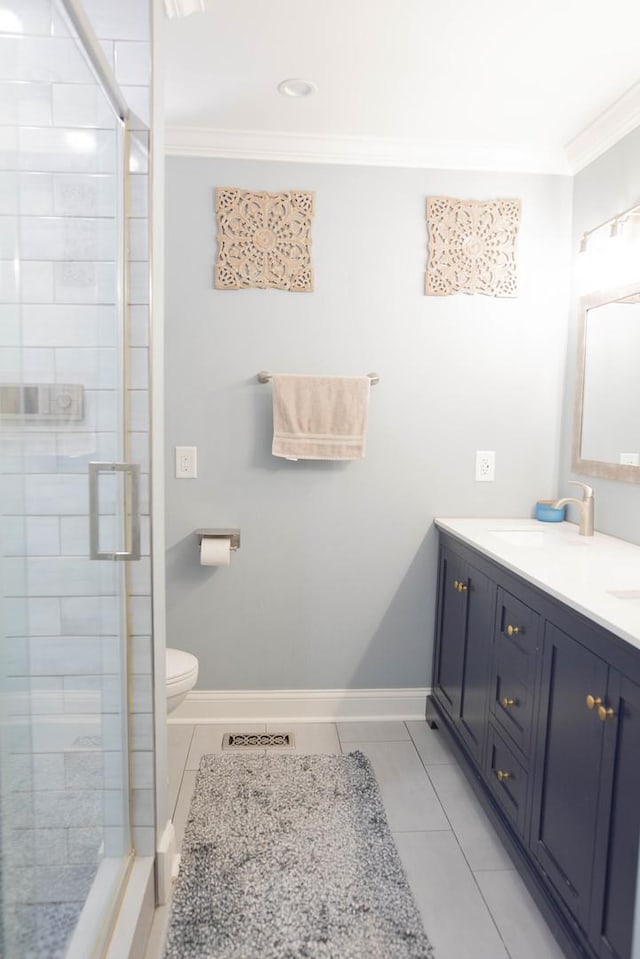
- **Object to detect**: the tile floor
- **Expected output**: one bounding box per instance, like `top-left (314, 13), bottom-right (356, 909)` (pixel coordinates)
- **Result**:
top-left (143, 720), bottom-right (565, 959)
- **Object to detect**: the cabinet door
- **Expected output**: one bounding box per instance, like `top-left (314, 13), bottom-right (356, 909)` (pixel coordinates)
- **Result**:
top-left (530, 623), bottom-right (608, 929)
top-left (458, 566), bottom-right (494, 765)
top-left (433, 547), bottom-right (468, 722)
top-left (590, 672), bottom-right (640, 959)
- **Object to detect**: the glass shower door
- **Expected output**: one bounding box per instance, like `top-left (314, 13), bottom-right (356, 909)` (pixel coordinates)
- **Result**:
top-left (0, 1), bottom-right (138, 955)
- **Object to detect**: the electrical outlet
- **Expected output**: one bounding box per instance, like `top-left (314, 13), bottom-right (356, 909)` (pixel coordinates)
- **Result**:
top-left (175, 446), bottom-right (197, 478)
top-left (475, 450), bottom-right (495, 482)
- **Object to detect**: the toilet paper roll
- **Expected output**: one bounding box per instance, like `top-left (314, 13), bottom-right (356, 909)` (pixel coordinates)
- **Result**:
top-left (200, 536), bottom-right (231, 567)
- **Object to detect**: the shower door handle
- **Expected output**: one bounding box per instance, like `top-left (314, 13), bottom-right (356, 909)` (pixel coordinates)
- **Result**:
top-left (89, 462), bottom-right (141, 561)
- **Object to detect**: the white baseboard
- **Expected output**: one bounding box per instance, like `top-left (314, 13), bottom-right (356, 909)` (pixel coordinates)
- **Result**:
top-left (102, 857), bottom-right (155, 959)
top-left (155, 820), bottom-right (176, 906)
top-left (167, 687), bottom-right (430, 724)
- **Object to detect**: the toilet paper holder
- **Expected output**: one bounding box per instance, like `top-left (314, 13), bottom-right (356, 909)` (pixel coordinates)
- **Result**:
top-left (195, 528), bottom-right (241, 551)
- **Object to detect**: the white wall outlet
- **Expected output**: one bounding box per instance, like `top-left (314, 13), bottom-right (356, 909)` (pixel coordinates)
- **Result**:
top-left (175, 446), bottom-right (197, 478)
top-left (475, 450), bottom-right (495, 482)
top-left (619, 452), bottom-right (640, 466)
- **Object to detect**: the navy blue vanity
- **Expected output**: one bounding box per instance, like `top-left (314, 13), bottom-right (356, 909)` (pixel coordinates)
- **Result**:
top-left (427, 518), bottom-right (640, 959)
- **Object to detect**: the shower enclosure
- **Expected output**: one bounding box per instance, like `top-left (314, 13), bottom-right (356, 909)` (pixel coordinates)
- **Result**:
top-left (0, 1), bottom-right (153, 955)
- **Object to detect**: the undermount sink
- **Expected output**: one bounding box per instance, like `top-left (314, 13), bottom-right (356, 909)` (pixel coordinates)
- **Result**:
top-left (489, 530), bottom-right (545, 548)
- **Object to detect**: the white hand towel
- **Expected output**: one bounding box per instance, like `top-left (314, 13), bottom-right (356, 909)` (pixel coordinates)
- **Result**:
top-left (272, 375), bottom-right (371, 461)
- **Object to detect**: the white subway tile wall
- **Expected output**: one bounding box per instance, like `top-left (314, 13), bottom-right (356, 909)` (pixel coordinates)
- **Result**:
top-left (0, 0), bottom-right (152, 954)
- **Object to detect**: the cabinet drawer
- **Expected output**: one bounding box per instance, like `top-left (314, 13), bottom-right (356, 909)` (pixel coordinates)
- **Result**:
top-left (490, 588), bottom-right (540, 756)
top-left (495, 588), bottom-right (540, 666)
top-left (491, 662), bottom-right (535, 757)
top-left (486, 721), bottom-right (528, 836)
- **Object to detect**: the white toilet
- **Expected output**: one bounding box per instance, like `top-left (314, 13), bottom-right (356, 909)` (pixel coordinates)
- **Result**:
top-left (166, 648), bottom-right (199, 715)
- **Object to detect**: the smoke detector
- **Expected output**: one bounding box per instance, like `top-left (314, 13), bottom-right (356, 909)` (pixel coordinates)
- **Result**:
top-left (277, 78), bottom-right (317, 98)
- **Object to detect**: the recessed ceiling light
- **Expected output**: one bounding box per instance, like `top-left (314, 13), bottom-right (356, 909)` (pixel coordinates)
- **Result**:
top-left (277, 78), bottom-right (317, 98)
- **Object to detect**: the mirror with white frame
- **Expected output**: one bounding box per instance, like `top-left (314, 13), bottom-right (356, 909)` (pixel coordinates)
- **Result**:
top-left (573, 281), bottom-right (640, 483)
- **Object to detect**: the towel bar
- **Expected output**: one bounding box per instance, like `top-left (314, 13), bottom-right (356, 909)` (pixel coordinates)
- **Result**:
top-left (257, 371), bottom-right (380, 385)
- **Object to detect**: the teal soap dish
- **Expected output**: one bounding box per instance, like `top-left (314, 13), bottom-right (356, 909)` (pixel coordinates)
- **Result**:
top-left (535, 500), bottom-right (566, 523)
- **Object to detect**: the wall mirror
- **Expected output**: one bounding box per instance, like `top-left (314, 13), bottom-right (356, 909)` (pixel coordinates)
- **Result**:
top-left (573, 281), bottom-right (640, 483)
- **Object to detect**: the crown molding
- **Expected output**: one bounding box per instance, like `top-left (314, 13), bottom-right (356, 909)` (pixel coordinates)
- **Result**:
top-left (565, 80), bottom-right (640, 174)
top-left (166, 84), bottom-right (640, 176)
top-left (165, 125), bottom-right (571, 175)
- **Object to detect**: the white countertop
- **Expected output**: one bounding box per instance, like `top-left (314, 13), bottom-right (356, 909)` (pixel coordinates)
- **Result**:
top-left (435, 517), bottom-right (640, 651)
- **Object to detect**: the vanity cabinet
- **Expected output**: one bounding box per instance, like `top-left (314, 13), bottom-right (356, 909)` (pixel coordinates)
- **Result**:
top-left (428, 530), bottom-right (640, 959)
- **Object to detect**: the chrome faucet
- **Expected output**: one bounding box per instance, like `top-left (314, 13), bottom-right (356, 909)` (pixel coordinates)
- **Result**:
top-left (553, 481), bottom-right (594, 536)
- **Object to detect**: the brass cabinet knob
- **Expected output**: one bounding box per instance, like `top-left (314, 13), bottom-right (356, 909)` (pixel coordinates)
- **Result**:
top-left (598, 704), bottom-right (616, 722)
top-left (586, 694), bottom-right (603, 710)
top-left (453, 580), bottom-right (460, 591)
top-left (453, 580), bottom-right (468, 593)
top-left (496, 770), bottom-right (511, 782)
top-left (501, 697), bottom-right (517, 709)
top-left (506, 624), bottom-right (522, 637)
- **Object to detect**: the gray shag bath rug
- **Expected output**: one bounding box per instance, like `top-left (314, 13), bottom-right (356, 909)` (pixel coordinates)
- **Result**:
top-left (164, 751), bottom-right (434, 959)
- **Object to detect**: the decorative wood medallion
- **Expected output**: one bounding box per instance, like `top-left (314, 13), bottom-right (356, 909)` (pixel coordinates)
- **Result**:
top-left (426, 196), bottom-right (521, 297)
top-left (215, 188), bottom-right (315, 291)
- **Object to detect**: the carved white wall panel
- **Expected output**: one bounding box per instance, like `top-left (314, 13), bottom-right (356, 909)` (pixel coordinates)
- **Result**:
top-left (215, 188), bottom-right (315, 292)
top-left (426, 196), bottom-right (521, 297)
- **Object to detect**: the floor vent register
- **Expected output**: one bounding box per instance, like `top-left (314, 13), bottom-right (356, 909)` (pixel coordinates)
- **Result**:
top-left (222, 732), bottom-right (295, 749)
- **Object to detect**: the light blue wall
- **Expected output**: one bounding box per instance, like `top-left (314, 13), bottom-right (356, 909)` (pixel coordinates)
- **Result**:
top-left (558, 125), bottom-right (640, 544)
top-left (165, 157), bottom-right (572, 690)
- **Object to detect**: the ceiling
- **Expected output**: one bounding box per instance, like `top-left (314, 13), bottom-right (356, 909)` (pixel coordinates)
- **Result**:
top-left (162, 0), bottom-right (640, 173)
